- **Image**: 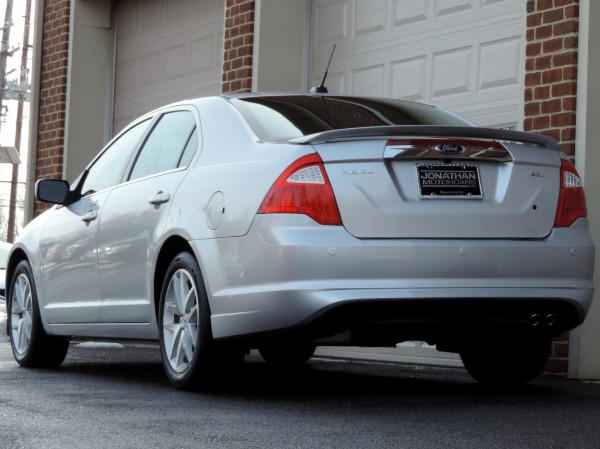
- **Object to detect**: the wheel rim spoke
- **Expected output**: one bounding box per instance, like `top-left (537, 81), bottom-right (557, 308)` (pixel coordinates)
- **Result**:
top-left (162, 268), bottom-right (200, 373)
top-left (10, 274), bottom-right (33, 356)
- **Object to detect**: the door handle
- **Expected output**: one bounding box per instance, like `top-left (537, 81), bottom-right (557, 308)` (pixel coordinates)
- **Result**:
top-left (82, 211), bottom-right (98, 222)
top-left (148, 192), bottom-right (171, 205)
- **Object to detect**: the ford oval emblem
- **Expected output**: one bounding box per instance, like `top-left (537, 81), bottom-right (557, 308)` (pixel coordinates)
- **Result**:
top-left (435, 143), bottom-right (465, 154)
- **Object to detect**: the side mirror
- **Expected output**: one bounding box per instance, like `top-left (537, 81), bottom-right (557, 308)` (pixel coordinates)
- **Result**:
top-left (35, 179), bottom-right (71, 205)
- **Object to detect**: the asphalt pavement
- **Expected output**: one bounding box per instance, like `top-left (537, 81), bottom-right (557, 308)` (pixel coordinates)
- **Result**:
top-left (1, 322), bottom-right (600, 449)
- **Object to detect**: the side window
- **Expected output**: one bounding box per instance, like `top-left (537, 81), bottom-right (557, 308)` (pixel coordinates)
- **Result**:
top-left (80, 119), bottom-right (151, 197)
top-left (129, 111), bottom-right (197, 181)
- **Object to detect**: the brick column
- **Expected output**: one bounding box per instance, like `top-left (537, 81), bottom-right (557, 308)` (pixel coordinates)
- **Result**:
top-left (524, 0), bottom-right (579, 375)
top-left (524, 0), bottom-right (579, 155)
top-left (35, 0), bottom-right (70, 215)
top-left (222, 0), bottom-right (255, 93)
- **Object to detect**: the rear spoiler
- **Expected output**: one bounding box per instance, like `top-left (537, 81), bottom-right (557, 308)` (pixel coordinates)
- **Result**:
top-left (289, 126), bottom-right (561, 151)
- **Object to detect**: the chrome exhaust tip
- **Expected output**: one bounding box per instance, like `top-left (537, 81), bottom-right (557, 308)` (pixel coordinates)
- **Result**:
top-left (545, 314), bottom-right (557, 327)
top-left (529, 314), bottom-right (542, 327)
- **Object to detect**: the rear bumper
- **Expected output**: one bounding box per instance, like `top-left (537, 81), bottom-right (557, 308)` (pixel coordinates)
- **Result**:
top-left (192, 215), bottom-right (594, 342)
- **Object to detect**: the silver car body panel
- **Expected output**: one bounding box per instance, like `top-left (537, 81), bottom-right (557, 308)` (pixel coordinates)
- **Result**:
top-left (201, 215), bottom-right (594, 339)
top-left (317, 139), bottom-right (560, 239)
top-left (5, 95), bottom-right (595, 345)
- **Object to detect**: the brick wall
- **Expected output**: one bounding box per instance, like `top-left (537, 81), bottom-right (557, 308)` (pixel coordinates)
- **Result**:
top-left (222, 0), bottom-right (255, 93)
top-left (524, 0), bottom-right (578, 156)
top-left (35, 0), bottom-right (71, 215)
top-left (524, 0), bottom-right (579, 375)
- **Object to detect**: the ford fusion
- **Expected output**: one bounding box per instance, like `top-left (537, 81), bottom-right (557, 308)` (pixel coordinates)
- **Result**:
top-left (5, 94), bottom-right (594, 389)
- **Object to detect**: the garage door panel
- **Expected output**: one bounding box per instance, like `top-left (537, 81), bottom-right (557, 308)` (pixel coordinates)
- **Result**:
top-left (312, 0), bottom-right (524, 127)
top-left (436, 0), bottom-right (475, 17)
top-left (312, 71), bottom-right (346, 94)
top-left (478, 36), bottom-right (521, 91)
top-left (114, 0), bottom-right (224, 134)
top-left (431, 47), bottom-right (472, 99)
top-left (140, 51), bottom-right (161, 88)
top-left (393, 0), bottom-right (428, 27)
top-left (141, 1), bottom-right (162, 30)
top-left (313, 0), bottom-right (523, 58)
top-left (354, 0), bottom-right (386, 37)
top-left (190, 35), bottom-right (219, 76)
top-left (391, 57), bottom-right (428, 101)
top-left (192, 0), bottom-right (221, 15)
top-left (314, 0), bottom-right (348, 47)
top-left (350, 65), bottom-right (385, 97)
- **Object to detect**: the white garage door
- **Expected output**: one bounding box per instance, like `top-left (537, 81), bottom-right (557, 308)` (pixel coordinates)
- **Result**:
top-left (311, 0), bottom-right (525, 129)
top-left (311, 0), bottom-right (525, 367)
top-left (113, 0), bottom-right (225, 134)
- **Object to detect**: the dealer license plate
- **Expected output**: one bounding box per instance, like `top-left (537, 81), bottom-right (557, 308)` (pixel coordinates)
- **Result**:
top-left (417, 163), bottom-right (483, 199)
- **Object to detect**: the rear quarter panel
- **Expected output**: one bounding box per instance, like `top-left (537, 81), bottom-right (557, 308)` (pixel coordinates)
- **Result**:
top-left (169, 97), bottom-right (313, 240)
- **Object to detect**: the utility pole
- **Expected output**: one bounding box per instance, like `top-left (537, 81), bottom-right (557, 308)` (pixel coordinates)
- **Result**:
top-left (7, 0), bottom-right (31, 242)
top-left (0, 0), bottom-right (14, 136)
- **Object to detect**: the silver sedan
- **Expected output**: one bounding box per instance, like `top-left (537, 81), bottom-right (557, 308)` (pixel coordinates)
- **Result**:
top-left (5, 94), bottom-right (595, 389)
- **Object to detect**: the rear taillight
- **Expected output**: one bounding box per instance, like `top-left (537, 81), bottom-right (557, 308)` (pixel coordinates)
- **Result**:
top-left (258, 153), bottom-right (342, 225)
top-left (555, 158), bottom-right (587, 227)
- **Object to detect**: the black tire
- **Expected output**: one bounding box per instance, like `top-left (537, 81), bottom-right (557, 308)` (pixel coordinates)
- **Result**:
top-left (8, 260), bottom-right (69, 368)
top-left (460, 334), bottom-right (551, 386)
top-left (158, 251), bottom-right (242, 390)
top-left (259, 341), bottom-right (316, 366)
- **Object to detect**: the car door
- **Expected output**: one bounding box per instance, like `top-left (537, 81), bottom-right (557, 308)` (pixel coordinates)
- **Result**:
top-left (97, 108), bottom-right (199, 323)
top-left (40, 119), bottom-right (151, 324)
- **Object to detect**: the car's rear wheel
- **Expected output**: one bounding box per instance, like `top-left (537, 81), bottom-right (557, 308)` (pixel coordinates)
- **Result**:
top-left (459, 333), bottom-right (551, 386)
top-left (158, 251), bottom-right (219, 390)
top-left (8, 260), bottom-right (69, 367)
top-left (259, 341), bottom-right (316, 366)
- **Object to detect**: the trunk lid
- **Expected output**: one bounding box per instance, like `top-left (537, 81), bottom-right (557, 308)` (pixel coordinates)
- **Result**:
top-left (296, 126), bottom-right (562, 239)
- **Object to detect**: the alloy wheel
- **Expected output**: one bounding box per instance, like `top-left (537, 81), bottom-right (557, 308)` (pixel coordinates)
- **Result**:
top-left (10, 273), bottom-right (33, 356)
top-left (161, 268), bottom-right (199, 373)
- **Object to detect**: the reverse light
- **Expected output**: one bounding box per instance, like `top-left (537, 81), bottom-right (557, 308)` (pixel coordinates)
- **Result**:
top-left (555, 158), bottom-right (588, 227)
top-left (258, 153), bottom-right (342, 225)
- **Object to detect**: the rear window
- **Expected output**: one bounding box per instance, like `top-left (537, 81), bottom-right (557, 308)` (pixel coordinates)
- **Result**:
top-left (230, 96), bottom-right (473, 142)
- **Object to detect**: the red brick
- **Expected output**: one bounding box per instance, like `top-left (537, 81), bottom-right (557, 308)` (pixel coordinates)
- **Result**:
top-left (543, 9), bottom-right (564, 24)
top-left (525, 102), bottom-right (540, 116)
top-left (565, 5), bottom-right (578, 18)
top-left (553, 51), bottom-right (577, 67)
top-left (540, 128), bottom-right (561, 142)
top-left (540, 98), bottom-right (562, 114)
top-left (537, 0), bottom-right (554, 10)
top-left (561, 127), bottom-right (576, 141)
top-left (535, 55), bottom-right (552, 70)
top-left (564, 35), bottom-right (578, 49)
top-left (238, 45), bottom-right (253, 57)
top-left (527, 11), bottom-right (543, 27)
top-left (526, 42), bottom-right (542, 57)
top-left (535, 24), bottom-right (553, 40)
top-left (541, 68), bottom-right (563, 84)
top-left (543, 37), bottom-right (563, 53)
top-left (553, 19), bottom-right (578, 36)
top-left (533, 115), bottom-right (550, 129)
top-left (563, 66), bottom-right (577, 80)
top-left (560, 142), bottom-right (576, 155)
top-left (551, 112), bottom-right (576, 127)
top-left (524, 87), bottom-right (533, 102)
top-left (552, 81), bottom-right (577, 97)
top-left (525, 72), bottom-right (541, 87)
top-left (562, 96), bottom-right (577, 111)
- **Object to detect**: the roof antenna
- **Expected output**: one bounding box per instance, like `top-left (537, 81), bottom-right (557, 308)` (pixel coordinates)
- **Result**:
top-left (311, 44), bottom-right (336, 94)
